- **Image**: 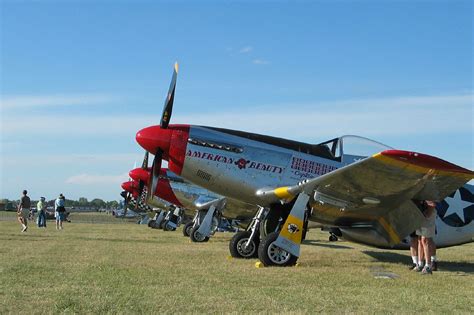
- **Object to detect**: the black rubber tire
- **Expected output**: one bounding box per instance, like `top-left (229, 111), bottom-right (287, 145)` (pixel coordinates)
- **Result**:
top-left (183, 222), bottom-right (194, 237)
top-left (159, 219), bottom-right (167, 230)
top-left (147, 220), bottom-right (156, 228)
top-left (229, 231), bottom-right (259, 258)
top-left (190, 225), bottom-right (210, 243)
top-left (162, 221), bottom-right (171, 231)
top-left (329, 234), bottom-right (338, 242)
top-left (258, 232), bottom-right (298, 267)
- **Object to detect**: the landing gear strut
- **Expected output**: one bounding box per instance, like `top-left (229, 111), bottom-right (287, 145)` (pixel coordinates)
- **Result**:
top-left (188, 208), bottom-right (220, 243)
top-left (256, 193), bottom-right (311, 267)
top-left (229, 206), bottom-right (268, 258)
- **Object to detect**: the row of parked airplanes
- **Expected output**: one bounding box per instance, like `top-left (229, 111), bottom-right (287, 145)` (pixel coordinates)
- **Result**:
top-left (120, 63), bottom-right (474, 267)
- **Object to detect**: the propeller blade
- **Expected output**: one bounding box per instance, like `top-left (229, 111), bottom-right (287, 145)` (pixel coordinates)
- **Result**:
top-left (141, 151), bottom-right (149, 169)
top-left (121, 191), bottom-right (131, 218)
top-left (160, 62), bottom-right (178, 129)
top-left (147, 148), bottom-right (163, 202)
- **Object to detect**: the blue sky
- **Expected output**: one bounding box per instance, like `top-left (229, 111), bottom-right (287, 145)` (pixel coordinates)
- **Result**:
top-left (1, 0), bottom-right (472, 201)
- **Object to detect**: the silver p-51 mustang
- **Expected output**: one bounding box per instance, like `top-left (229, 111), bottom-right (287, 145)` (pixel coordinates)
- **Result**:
top-left (135, 63), bottom-right (474, 266)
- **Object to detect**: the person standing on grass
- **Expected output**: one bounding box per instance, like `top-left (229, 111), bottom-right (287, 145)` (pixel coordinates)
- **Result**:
top-left (17, 190), bottom-right (31, 232)
top-left (55, 194), bottom-right (66, 230)
top-left (37, 197), bottom-right (47, 228)
top-left (408, 232), bottom-right (419, 270)
top-left (414, 200), bottom-right (437, 275)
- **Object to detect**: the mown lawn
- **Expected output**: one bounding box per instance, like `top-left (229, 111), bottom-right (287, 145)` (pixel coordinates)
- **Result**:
top-left (0, 212), bottom-right (473, 314)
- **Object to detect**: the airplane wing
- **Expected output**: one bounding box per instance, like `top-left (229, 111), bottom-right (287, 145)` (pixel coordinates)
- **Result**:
top-left (258, 150), bottom-right (474, 244)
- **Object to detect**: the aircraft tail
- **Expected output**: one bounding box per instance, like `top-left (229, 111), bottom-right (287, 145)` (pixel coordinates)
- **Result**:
top-left (433, 183), bottom-right (474, 247)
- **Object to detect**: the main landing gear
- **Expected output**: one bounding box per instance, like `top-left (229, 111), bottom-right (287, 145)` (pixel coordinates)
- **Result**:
top-left (258, 231), bottom-right (298, 266)
top-left (229, 199), bottom-right (310, 267)
top-left (186, 206), bottom-right (220, 243)
top-left (148, 207), bottom-right (184, 231)
top-left (229, 206), bottom-right (268, 258)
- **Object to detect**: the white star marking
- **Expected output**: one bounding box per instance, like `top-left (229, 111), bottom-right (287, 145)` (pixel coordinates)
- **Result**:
top-left (443, 190), bottom-right (472, 223)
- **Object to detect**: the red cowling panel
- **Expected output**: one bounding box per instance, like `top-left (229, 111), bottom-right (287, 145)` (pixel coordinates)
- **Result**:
top-left (168, 124), bottom-right (190, 175)
top-left (121, 181), bottom-right (138, 192)
top-left (155, 176), bottom-right (183, 207)
top-left (380, 150), bottom-right (474, 175)
top-left (129, 168), bottom-right (151, 182)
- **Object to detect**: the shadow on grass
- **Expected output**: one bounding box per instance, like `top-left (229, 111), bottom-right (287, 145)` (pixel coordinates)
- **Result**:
top-left (302, 239), bottom-right (354, 249)
top-left (363, 250), bottom-right (474, 274)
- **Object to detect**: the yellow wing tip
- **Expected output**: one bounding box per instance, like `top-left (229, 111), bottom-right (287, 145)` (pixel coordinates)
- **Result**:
top-left (372, 152), bottom-right (382, 158)
top-left (174, 62), bottom-right (179, 73)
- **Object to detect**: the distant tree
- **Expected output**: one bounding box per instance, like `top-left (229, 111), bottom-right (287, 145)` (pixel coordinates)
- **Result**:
top-left (78, 197), bottom-right (88, 207)
top-left (91, 198), bottom-right (106, 209)
top-left (106, 200), bottom-right (119, 209)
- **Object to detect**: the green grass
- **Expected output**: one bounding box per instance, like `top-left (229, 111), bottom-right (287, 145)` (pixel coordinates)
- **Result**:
top-left (0, 212), bottom-right (473, 314)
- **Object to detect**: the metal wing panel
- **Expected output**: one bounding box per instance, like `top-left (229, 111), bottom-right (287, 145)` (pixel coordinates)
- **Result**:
top-left (262, 149), bottom-right (473, 207)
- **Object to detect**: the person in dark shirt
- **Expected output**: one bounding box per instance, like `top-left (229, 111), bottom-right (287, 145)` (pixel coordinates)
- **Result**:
top-left (17, 190), bottom-right (31, 232)
top-left (55, 194), bottom-right (66, 230)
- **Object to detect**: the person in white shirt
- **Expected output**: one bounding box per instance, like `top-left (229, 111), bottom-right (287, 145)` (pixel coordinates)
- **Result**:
top-left (54, 194), bottom-right (66, 230)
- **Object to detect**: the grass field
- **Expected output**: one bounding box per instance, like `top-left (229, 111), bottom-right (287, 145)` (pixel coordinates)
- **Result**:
top-left (1, 212), bottom-right (473, 314)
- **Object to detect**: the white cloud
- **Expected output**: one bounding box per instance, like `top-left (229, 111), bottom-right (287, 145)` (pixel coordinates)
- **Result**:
top-left (252, 59), bottom-right (270, 65)
top-left (177, 107), bottom-right (472, 139)
top-left (1, 153), bottom-right (144, 167)
top-left (0, 94), bottom-right (117, 109)
top-left (1, 115), bottom-right (155, 136)
top-left (179, 93), bottom-right (473, 138)
top-left (239, 46), bottom-right (253, 54)
top-left (65, 173), bottom-right (129, 185)
top-left (1, 93), bottom-right (472, 141)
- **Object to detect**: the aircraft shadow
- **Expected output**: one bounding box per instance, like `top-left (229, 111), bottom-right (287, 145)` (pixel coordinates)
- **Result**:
top-left (363, 250), bottom-right (474, 274)
top-left (302, 239), bottom-right (354, 249)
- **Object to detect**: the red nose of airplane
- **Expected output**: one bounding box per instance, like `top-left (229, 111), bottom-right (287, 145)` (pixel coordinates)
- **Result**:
top-left (136, 126), bottom-right (172, 154)
top-left (121, 181), bottom-right (137, 192)
top-left (129, 168), bottom-right (150, 182)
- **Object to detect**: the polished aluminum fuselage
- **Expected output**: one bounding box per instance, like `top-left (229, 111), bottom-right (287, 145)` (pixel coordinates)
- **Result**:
top-left (181, 126), bottom-right (342, 206)
top-left (149, 169), bottom-right (256, 220)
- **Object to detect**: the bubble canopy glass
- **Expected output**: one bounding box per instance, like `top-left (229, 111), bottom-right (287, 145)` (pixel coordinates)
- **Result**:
top-left (318, 135), bottom-right (393, 161)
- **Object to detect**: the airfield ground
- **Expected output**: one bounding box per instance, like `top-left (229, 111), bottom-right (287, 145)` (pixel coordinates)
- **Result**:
top-left (0, 211), bottom-right (472, 313)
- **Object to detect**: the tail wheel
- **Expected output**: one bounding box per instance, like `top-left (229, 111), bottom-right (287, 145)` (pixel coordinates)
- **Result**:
top-left (258, 232), bottom-right (298, 267)
top-left (229, 231), bottom-right (259, 259)
top-left (190, 225), bottom-right (210, 243)
top-left (147, 220), bottom-right (156, 228)
top-left (183, 222), bottom-right (194, 237)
